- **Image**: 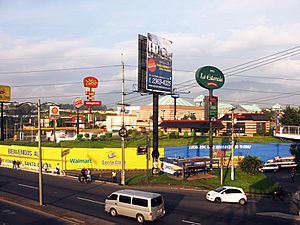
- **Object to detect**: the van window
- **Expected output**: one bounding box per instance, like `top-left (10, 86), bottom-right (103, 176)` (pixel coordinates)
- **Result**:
top-left (119, 195), bottom-right (131, 204)
top-left (132, 197), bottom-right (148, 207)
top-left (107, 194), bottom-right (118, 200)
top-left (151, 196), bottom-right (163, 207)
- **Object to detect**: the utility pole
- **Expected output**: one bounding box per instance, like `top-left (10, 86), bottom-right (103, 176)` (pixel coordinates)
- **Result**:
top-left (121, 57), bottom-right (126, 186)
top-left (230, 107), bottom-right (236, 181)
top-left (0, 102), bottom-right (3, 141)
top-left (37, 99), bottom-right (44, 206)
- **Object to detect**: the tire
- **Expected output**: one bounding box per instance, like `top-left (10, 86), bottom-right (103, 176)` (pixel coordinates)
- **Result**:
top-left (214, 197), bottom-right (221, 203)
top-left (136, 214), bottom-right (145, 223)
top-left (110, 208), bottom-right (117, 217)
top-left (239, 198), bottom-right (246, 205)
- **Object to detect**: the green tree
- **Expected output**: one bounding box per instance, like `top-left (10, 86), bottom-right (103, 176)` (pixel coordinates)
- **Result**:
top-left (183, 131), bottom-right (188, 138)
top-left (131, 131), bottom-right (137, 140)
top-left (280, 106), bottom-right (300, 125)
top-left (76, 134), bottom-right (83, 141)
top-left (239, 156), bottom-right (262, 175)
top-left (158, 130), bottom-right (164, 138)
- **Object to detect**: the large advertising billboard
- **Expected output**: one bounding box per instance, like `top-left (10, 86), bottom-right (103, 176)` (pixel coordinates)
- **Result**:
top-left (146, 33), bottom-right (173, 93)
top-left (0, 85), bottom-right (11, 103)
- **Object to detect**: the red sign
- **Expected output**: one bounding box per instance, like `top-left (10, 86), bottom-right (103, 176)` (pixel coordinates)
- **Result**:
top-left (83, 76), bottom-right (98, 88)
top-left (84, 100), bottom-right (102, 106)
top-left (73, 97), bottom-right (83, 109)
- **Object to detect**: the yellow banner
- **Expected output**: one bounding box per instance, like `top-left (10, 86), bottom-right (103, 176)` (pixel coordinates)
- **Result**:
top-left (0, 145), bottom-right (164, 171)
top-left (0, 85), bottom-right (11, 103)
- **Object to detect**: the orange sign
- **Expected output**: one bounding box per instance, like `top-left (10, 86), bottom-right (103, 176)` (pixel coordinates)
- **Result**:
top-left (83, 76), bottom-right (98, 88)
top-left (73, 97), bottom-right (83, 109)
top-left (0, 85), bottom-right (11, 103)
top-left (49, 106), bottom-right (60, 116)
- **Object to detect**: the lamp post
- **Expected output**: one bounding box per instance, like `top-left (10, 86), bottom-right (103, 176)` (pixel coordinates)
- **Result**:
top-left (37, 99), bottom-right (43, 206)
top-left (230, 107), bottom-right (236, 181)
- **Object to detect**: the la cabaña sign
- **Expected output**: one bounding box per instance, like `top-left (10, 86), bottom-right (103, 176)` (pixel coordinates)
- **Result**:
top-left (195, 66), bottom-right (225, 90)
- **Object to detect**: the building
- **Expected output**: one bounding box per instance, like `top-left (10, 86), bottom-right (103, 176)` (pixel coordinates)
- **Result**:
top-left (219, 113), bottom-right (270, 136)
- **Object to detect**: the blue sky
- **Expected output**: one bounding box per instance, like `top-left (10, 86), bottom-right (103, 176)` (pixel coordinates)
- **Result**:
top-left (1, 0), bottom-right (300, 108)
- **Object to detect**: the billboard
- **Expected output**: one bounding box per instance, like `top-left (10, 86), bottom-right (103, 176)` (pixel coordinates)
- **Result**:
top-left (204, 96), bottom-right (218, 121)
top-left (146, 33), bottom-right (173, 93)
top-left (138, 34), bottom-right (147, 92)
top-left (0, 85), bottom-right (11, 103)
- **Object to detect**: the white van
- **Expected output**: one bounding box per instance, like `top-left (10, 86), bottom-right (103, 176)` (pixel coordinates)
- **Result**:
top-left (105, 189), bottom-right (165, 223)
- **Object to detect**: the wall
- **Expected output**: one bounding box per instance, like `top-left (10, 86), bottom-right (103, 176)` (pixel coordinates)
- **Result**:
top-left (0, 145), bottom-right (164, 171)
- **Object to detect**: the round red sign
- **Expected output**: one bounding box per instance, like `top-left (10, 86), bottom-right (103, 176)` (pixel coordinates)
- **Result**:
top-left (73, 97), bottom-right (83, 109)
top-left (148, 58), bottom-right (157, 73)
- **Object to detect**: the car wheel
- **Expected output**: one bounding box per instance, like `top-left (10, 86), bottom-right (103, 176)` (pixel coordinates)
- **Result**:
top-left (136, 214), bottom-right (145, 223)
top-left (214, 197), bottom-right (221, 203)
top-left (239, 198), bottom-right (246, 205)
top-left (274, 169), bottom-right (277, 172)
top-left (110, 208), bottom-right (117, 217)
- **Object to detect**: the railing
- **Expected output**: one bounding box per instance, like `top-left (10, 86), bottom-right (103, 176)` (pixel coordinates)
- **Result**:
top-left (275, 125), bottom-right (300, 140)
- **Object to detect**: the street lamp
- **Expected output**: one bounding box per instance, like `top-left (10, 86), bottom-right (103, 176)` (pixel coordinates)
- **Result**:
top-left (230, 107), bottom-right (236, 181)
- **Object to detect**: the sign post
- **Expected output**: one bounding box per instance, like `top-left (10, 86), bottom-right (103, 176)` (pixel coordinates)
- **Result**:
top-left (195, 66), bottom-right (225, 169)
top-left (73, 97), bottom-right (83, 136)
top-left (0, 85), bottom-right (10, 141)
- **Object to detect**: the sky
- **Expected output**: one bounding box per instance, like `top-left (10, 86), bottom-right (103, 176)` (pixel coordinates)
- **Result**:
top-left (1, 0), bottom-right (300, 109)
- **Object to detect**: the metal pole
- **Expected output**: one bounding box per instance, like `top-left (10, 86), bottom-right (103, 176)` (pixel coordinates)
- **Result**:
top-left (76, 108), bottom-right (80, 136)
top-left (121, 58), bottom-right (126, 186)
top-left (1, 102), bottom-right (4, 141)
top-left (38, 99), bottom-right (44, 206)
top-left (53, 116), bottom-right (56, 143)
top-left (231, 108), bottom-right (235, 181)
top-left (209, 89), bottom-right (213, 170)
top-left (152, 93), bottom-right (159, 163)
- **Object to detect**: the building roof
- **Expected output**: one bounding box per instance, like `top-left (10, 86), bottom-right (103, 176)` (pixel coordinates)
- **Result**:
top-left (220, 113), bottom-right (269, 121)
top-left (148, 95), bottom-right (194, 106)
top-left (160, 120), bottom-right (225, 132)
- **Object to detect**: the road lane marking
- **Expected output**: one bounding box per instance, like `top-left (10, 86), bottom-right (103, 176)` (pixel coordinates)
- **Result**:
top-left (76, 197), bottom-right (105, 205)
top-left (18, 184), bottom-right (38, 190)
top-left (182, 219), bottom-right (201, 225)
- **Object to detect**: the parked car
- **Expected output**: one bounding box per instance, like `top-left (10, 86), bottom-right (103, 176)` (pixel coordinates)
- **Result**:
top-left (259, 163), bottom-right (279, 172)
top-left (105, 189), bottom-right (165, 223)
top-left (206, 186), bottom-right (247, 205)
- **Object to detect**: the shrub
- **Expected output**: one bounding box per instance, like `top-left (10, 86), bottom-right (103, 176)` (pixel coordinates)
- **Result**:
top-left (183, 131), bottom-right (188, 138)
top-left (99, 135), bottom-right (106, 141)
top-left (76, 134), bottom-right (83, 141)
top-left (191, 130), bottom-right (196, 137)
top-left (168, 131), bottom-right (179, 139)
top-left (84, 133), bottom-right (90, 138)
top-left (131, 131), bottom-right (137, 139)
top-left (91, 134), bottom-right (97, 140)
top-left (140, 133), bottom-right (145, 139)
top-left (105, 132), bottom-right (112, 138)
top-left (175, 131), bottom-right (179, 138)
top-left (239, 156), bottom-right (262, 175)
top-left (158, 130), bottom-right (164, 138)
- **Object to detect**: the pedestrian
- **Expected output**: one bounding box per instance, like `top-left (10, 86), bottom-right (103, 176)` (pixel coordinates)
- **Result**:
top-left (12, 160), bottom-right (17, 169)
top-left (112, 171), bottom-right (117, 183)
top-left (0, 157), bottom-right (2, 165)
top-left (86, 168), bottom-right (92, 182)
top-left (16, 161), bottom-right (21, 170)
top-left (56, 163), bottom-right (60, 175)
top-left (291, 167), bottom-right (296, 183)
top-left (43, 163), bottom-right (48, 173)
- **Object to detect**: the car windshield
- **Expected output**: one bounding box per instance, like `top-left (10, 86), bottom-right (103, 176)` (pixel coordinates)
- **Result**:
top-left (151, 196), bottom-right (163, 207)
top-left (214, 187), bottom-right (226, 193)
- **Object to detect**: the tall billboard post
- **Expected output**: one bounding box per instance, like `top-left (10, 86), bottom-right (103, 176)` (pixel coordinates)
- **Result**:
top-left (195, 66), bottom-right (225, 169)
top-left (138, 33), bottom-right (173, 170)
top-left (73, 97), bottom-right (83, 136)
top-left (0, 85), bottom-right (11, 141)
top-left (83, 76), bottom-right (101, 128)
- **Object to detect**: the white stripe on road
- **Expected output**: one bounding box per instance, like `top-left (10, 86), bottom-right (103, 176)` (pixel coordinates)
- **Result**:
top-left (76, 197), bottom-right (105, 205)
top-left (182, 219), bottom-right (201, 225)
top-left (18, 183), bottom-right (38, 190)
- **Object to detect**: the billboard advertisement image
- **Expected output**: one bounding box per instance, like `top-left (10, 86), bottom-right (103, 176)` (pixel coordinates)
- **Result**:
top-left (146, 33), bottom-right (173, 93)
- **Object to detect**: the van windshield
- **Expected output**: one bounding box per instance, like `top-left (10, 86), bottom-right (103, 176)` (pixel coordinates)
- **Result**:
top-left (151, 196), bottom-right (163, 207)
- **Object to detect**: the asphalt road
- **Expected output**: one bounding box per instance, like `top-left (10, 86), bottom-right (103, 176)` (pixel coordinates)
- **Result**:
top-left (0, 167), bottom-right (299, 225)
top-left (0, 200), bottom-right (68, 225)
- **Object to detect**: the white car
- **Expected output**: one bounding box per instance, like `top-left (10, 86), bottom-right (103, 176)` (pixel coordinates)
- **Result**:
top-left (206, 186), bottom-right (247, 205)
top-left (259, 163), bottom-right (279, 172)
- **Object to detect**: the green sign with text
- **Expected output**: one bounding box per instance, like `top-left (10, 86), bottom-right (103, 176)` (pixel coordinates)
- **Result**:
top-left (195, 66), bottom-right (225, 90)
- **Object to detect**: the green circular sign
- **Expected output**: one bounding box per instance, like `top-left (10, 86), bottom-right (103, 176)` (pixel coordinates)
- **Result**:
top-left (195, 66), bottom-right (225, 90)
